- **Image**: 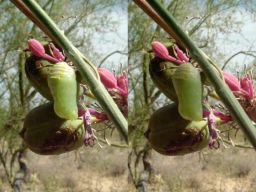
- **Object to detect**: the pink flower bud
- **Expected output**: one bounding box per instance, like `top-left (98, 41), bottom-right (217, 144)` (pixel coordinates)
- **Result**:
top-left (28, 39), bottom-right (59, 63)
top-left (117, 74), bottom-right (128, 97)
top-left (151, 41), bottom-right (183, 64)
top-left (240, 75), bottom-right (254, 100)
top-left (174, 45), bottom-right (189, 62)
top-left (98, 68), bottom-right (118, 89)
top-left (223, 71), bottom-right (241, 92)
top-left (49, 43), bottom-right (65, 61)
top-left (28, 39), bottom-right (46, 57)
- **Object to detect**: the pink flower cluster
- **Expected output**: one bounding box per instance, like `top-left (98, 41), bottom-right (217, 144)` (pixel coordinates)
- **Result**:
top-left (28, 39), bottom-right (65, 63)
top-left (151, 41), bottom-right (189, 64)
top-left (78, 68), bottom-right (128, 127)
top-left (223, 71), bottom-right (254, 101)
top-left (98, 68), bottom-right (128, 117)
top-left (98, 68), bottom-right (128, 98)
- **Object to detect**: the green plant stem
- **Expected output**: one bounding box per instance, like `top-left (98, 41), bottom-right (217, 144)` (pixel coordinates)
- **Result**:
top-left (21, 0), bottom-right (128, 142)
top-left (146, 0), bottom-right (256, 148)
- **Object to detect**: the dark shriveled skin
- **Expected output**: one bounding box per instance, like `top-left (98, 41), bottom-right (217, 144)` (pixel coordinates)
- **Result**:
top-left (145, 103), bottom-right (209, 156)
top-left (21, 103), bottom-right (84, 155)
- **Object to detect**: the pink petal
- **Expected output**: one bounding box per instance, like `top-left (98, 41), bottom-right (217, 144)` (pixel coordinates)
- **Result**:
top-left (88, 108), bottom-right (108, 122)
top-left (203, 109), bottom-right (210, 118)
top-left (240, 75), bottom-right (254, 100)
top-left (28, 39), bottom-right (60, 63)
top-left (41, 54), bottom-right (60, 63)
top-left (213, 110), bottom-right (232, 123)
top-left (117, 74), bottom-right (128, 97)
top-left (98, 68), bottom-right (118, 89)
top-left (28, 39), bottom-right (45, 57)
top-left (223, 71), bottom-right (241, 92)
top-left (151, 41), bottom-right (183, 64)
top-left (166, 55), bottom-right (183, 64)
top-left (79, 108), bottom-right (108, 123)
top-left (49, 43), bottom-right (65, 61)
top-left (174, 45), bottom-right (189, 62)
top-left (151, 41), bottom-right (170, 60)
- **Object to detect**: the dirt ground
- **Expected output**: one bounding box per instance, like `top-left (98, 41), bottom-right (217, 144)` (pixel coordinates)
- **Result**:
top-left (0, 140), bottom-right (255, 192)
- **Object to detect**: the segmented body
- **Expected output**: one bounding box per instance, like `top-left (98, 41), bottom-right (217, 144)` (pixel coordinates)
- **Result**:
top-left (47, 62), bottom-right (78, 120)
top-left (146, 104), bottom-right (209, 156)
top-left (172, 63), bottom-right (203, 121)
top-left (21, 103), bottom-right (84, 155)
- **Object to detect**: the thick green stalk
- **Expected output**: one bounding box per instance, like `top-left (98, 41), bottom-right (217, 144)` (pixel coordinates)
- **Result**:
top-left (147, 0), bottom-right (256, 148)
top-left (22, 0), bottom-right (128, 142)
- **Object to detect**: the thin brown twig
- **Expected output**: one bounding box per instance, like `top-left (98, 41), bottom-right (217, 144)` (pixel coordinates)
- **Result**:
top-left (133, 0), bottom-right (185, 49)
top-left (222, 51), bottom-right (256, 70)
top-left (222, 139), bottom-right (254, 149)
top-left (11, 0), bottom-right (59, 46)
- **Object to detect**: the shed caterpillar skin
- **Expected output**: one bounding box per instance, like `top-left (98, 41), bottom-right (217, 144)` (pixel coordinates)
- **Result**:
top-left (145, 103), bottom-right (209, 156)
top-left (149, 58), bottom-right (178, 102)
top-left (25, 57), bottom-right (78, 120)
top-left (20, 103), bottom-right (84, 155)
top-left (25, 56), bottom-right (53, 100)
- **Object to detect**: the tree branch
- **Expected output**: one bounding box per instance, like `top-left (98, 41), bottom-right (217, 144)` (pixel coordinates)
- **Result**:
top-left (222, 51), bottom-right (256, 70)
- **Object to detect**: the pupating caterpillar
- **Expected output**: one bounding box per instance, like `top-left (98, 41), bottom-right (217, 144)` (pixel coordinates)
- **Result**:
top-left (47, 62), bottom-right (78, 120)
top-left (25, 56), bottom-right (78, 120)
top-left (149, 59), bottom-right (203, 121)
top-left (148, 42), bottom-right (206, 155)
top-left (172, 63), bottom-right (203, 121)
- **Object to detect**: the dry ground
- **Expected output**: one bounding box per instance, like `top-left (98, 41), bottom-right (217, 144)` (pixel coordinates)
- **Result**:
top-left (0, 144), bottom-right (133, 192)
top-left (147, 146), bottom-right (256, 192)
top-left (0, 139), bottom-right (256, 192)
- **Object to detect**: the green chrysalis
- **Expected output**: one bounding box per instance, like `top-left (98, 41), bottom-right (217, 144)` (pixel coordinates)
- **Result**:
top-left (21, 103), bottom-right (84, 155)
top-left (47, 62), bottom-right (78, 120)
top-left (145, 103), bottom-right (209, 156)
top-left (25, 57), bottom-right (78, 119)
top-left (172, 63), bottom-right (203, 121)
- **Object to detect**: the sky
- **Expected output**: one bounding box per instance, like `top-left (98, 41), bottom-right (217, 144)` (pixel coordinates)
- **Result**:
top-left (214, 7), bottom-right (256, 72)
top-left (91, 3), bottom-right (128, 72)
